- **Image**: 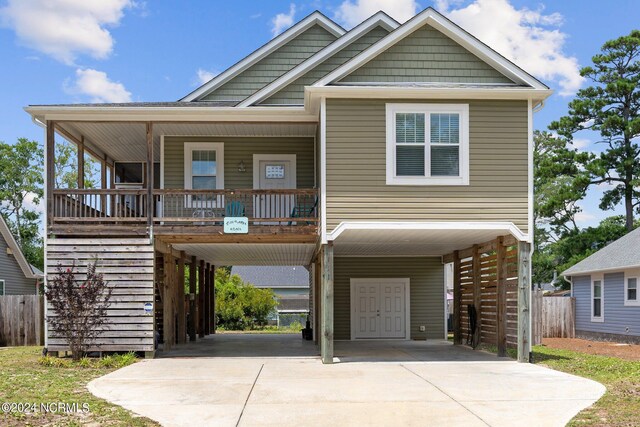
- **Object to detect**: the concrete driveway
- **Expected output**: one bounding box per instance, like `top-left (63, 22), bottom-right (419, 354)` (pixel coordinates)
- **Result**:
top-left (88, 334), bottom-right (605, 427)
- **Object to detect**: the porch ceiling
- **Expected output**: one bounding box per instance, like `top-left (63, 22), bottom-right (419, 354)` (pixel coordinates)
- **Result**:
top-left (59, 122), bottom-right (317, 163)
top-left (329, 223), bottom-right (526, 257)
top-left (171, 243), bottom-right (316, 266)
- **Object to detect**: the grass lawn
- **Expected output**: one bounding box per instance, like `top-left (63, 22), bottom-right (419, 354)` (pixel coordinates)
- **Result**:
top-left (0, 346), bottom-right (158, 426)
top-left (533, 345), bottom-right (640, 426)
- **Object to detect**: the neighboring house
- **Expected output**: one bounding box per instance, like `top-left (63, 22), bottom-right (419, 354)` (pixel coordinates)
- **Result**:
top-left (563, 227), bottom-right (640, 344)
top-left (26, 7), bottom-right (551, 361)
top-left (0, 215), bottom-right (42, 295)
top-left (231, 266), bottom-right (310, 326)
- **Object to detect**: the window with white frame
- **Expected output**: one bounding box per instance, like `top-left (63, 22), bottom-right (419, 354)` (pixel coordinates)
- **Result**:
top-left (591, 277), bottom-right (604, 322)
top-left (184, 142), bottom-right (224, 206)
top-left (386, 103), bottom-right (469, 185)
top-left (625, 275), bottom-right (639, 306)
top-left (0, 280), bottom-right (4, 296)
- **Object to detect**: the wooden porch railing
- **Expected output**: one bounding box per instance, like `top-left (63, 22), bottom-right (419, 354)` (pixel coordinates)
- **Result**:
top-left (50, 188), bottom-right (318, 227)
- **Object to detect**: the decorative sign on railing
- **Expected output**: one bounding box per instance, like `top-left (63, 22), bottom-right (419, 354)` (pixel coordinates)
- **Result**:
top-left (223, 217), bottom-right (249, 234)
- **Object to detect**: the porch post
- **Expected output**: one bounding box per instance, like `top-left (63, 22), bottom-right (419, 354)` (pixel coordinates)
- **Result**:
top-left (188, 256), bottom-right (197, 341)
top-left (177, 252), bottom-right (186, 344)
top-left (496, 237), bottom-right (507, 357)
top-left (452, 250), bottom-right (462, 345)
top-left (46, 121), bottom-right (55, 230)
top-left (198, 260), bottom-right (205, 338)
top-left (204, 262), bottom-right (211, 335)
top-left (77, 136), bottom-right (84, 189)
top-left (210, 266), bottom-right (216, 334)
top-left (472, 244), bottom-right (481, 347)
top-left (146, 122), bottom-right (154, 228)
top-left (321, 242), bottom-right (334, 364)
top-left (517, 241), bottom-right (532, 362)
top-left (162, 253), bottom-right (173, 351)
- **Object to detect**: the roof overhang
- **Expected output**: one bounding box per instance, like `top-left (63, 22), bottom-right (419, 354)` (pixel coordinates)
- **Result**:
top-left (327, 221), bottom-right (528, 257)
top-left (563, 264), bottom-right (640, 278)
top-left (0, 215), bottom-right (42, 280)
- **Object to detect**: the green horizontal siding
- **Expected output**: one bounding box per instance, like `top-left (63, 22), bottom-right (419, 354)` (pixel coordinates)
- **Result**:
top-left (163, 136), bottom-right (315, 189)
top-left (334, 257), bottom-right (444, 340)
top-left (263, 26), bottom-right (391, 105)
top-left (325, 98), bottom-right (529, 234)
top-left (202, 25), bottom-right (337, 102)
top-left (340, 23), bottom-right (514, 84)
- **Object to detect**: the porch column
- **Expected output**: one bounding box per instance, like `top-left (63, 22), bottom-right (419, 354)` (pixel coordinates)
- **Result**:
top-left (321, 242), bottom-right (334, 364)
top-left (77, 136), bottom-right (85, 189)
top-left (163, 253), bottom-right (174, 351)
top-left (472, 244), bottom-right (481, 347)
top-left (146, 122), bottom-right (154, 228)
top-left (198, 260), bottom-right (205, 338)
top-left (517, 241), bottom-right (532, 362)
top-left (210, 266), bottom-right (216, 334)
top-left (188, 256), bottom-right (197, 341)
top-left (204, 262), bottom-right (211, 335)
top-left (46, 121), bottom-right (55, 230)
top-left (496, 237), bottom-right (507, 357)
top-left (452, 250), bottom-right (462, 345)
top-left (177, 252), bottom-right (186, 344)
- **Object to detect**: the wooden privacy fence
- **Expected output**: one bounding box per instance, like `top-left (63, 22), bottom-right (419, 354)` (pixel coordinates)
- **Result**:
top-left (0, 295), bottom-right (44, 346)
top-left (532, 291), bottom-right (575, 342)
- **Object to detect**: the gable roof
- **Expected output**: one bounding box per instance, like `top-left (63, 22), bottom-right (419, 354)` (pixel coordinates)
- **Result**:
top-left (0, 215), bottom-right (42, 279)
top-left (563, 227), bottom-right (640, 276)
top-left (231, 266), bottom-right (309, 288)
top-left (313, 7), bottom-right (548, 91)
top-left (238, 11), bottom-right (399, 107)
top-left (180, 11), bottom-right (345, 102)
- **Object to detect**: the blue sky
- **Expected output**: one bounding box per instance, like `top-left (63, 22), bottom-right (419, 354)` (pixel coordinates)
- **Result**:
top-left (0, 0), bottom-right (637, 227)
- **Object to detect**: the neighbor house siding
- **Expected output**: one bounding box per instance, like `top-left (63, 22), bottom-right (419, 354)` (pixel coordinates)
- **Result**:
top-left (339, 23), bottom-right (514, 84)
top-left (573, 273), bottom-right (640, 337)
top-left (163, 136), bottom-right (315, 189)
top-left (0, 237), bottom-right (34, 295)
top-left (202, 25), bottom-right (337, 102)
top-left (263, 26), bottom-right (391, 105)
top-left (333, 257), bottom-right (444, 340)
top-left (325, 99), bottom-right (529, 233)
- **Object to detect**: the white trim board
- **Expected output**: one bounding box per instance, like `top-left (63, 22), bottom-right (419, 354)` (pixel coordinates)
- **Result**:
top-left (239, 12), bottom-right (399, 107)
top-left (252, 154), bottom-right (297, 189)
top-left (350, 278), bottom-right (411, 340)
top-left (313, 7), bottom-right (548, 90)
top-left (180, 11), bottom-right (346, 102)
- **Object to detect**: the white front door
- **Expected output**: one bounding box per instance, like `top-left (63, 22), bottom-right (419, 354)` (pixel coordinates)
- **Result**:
top-left (253, 154), bottom-right (296, 221)
top-left (351, 279), bottom-right (409, 339)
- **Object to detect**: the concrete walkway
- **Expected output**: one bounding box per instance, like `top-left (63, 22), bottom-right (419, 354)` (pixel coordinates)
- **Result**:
top-left (88, 335), bottom-right (605, 427)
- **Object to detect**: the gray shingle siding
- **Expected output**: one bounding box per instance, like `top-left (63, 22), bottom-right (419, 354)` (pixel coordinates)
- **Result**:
top-left (573, 273), bottom-right (640, 337)
top-left (0, 237), bottom-right (35, 295)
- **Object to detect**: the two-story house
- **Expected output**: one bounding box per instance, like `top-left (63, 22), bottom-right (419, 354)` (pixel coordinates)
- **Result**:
top-left (26, 8), bottom-right (551, 362)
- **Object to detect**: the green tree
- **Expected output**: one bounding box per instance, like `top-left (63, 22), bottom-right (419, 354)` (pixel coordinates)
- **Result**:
top-left (0, 139), bottom-right (44, 269)
top-left (55, 139), bottom-right (98, 189)
top-left (550, 30), bottom-right (640, 232)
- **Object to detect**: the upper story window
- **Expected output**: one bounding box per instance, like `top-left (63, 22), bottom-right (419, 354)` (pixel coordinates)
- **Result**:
top-left (386, 103), bottom-right (469, 186)
top-left (184, 142), bottom-right (224, 206)
top-left (591, 276), bottom-right (604, 322)
top-left (625, 275), bottom-right (639, 306)
top-left (0, 280), bottom-right (4, 296)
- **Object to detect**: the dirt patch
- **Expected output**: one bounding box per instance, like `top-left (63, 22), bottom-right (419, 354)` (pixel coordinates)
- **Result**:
top-left (542, 338), bottom-right (640, 361)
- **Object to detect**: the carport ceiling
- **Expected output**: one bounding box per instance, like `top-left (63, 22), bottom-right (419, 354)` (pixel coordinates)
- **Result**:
top-left (171, 243), bottom-right (316, 266)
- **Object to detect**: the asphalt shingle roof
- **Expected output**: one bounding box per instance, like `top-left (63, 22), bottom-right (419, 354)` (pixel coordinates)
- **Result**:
top-left (562, 227), bottom-right (640, 276)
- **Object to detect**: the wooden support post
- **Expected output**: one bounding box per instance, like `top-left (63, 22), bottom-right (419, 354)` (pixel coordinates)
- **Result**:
top-left (198, 260), bottom-right (205, 338)
top-left (162, 253), bottom-right (173, 351)
top-left (321, 243), bottom-right (334, 364)
top-left (146, 122), bottom-right (154, 227)
top-left (188, 256), bottom-right (197, 341)
top-left (210, 266), bottom-right (216, 334)
top-left (100, 154), bottom-right (107, 213)
top-left (77, 136), bottom-right (85, 189)
top-left (452, 250), bottom-right (462, 345)
top-left (471, 244), bottom-right (481, 347)
top-left (46, 121), bottom-right (55, 229)
top-left (177, 252), bottom-right (186, 344)
top-left (496, 236), bottom-right (507, 357)
top-left (204, 262), bottom-right (211, 335)
top-left (517, 241), bottom-right (532, 363)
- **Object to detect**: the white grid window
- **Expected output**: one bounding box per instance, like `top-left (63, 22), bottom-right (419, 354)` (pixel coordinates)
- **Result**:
top-left (625, 276), bottom-right (639, 306)
top-left (591, 277), bottom-right (604, 322)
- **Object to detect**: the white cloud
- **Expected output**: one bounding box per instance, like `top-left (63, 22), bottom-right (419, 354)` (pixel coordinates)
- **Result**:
top-left (196, 68), bottom-right (218, 85)
top-left (574, 210), bottom-right (596, 225)
top-left (335, 0), bottom-right (418, 28)
top-left (69, 68), bottom-right (132, 103)
top-left (572, 138), bottom-right (591, 150)
top-left (271, 3), bottom-right (296, 37)
top-left (0, 0), bottom-right (133, 65)
top-left (438, 0), bottom-right (583, 96)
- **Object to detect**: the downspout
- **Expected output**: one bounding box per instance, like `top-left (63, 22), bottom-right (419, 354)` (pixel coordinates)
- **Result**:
top-left (563, 275), bottom-right (573, 297)
top-left (533, 100), bottom-right (545, 113)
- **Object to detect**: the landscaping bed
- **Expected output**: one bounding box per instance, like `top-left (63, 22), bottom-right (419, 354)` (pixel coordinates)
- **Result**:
top-left (0, 347), bottom-right (158, 426)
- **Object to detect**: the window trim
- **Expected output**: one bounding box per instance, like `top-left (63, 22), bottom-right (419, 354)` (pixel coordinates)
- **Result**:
top-left (184, 142), bottom-right (224, 207)
top-left (386, 103), bottom-right (469, 186)
top-left (0, 279), bottom-right (4, 296)
top-left (624, 272), bottom-right (640, 307)
top-left (591, 275), bottom-right (604, 323)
